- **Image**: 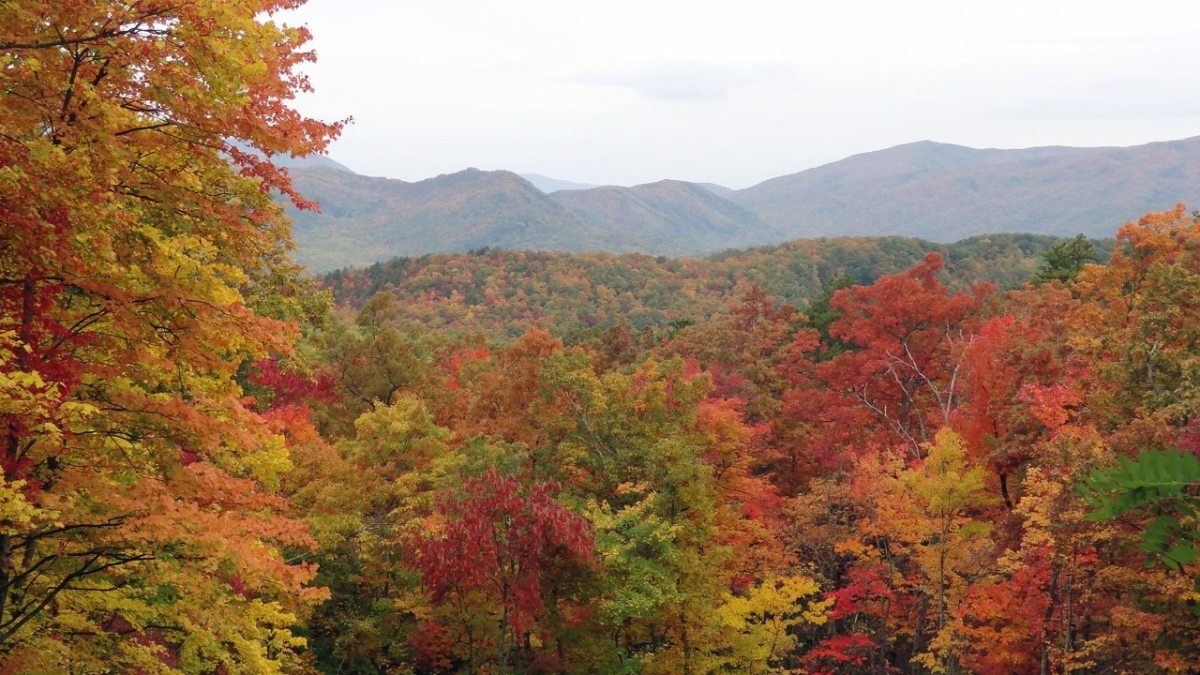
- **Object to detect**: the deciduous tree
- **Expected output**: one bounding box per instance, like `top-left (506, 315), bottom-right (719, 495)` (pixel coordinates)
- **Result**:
top-left (0, 0), bottom-right (340, 670)
top-left (412, 469), bottom-right (593, 675)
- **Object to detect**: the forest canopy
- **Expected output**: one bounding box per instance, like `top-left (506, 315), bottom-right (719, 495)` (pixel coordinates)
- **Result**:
top-left (288, 211), bottom-right (1200, 674)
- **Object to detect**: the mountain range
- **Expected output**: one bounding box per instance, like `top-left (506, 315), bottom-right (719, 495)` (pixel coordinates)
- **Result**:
top-left (287, 137), bottom-right (1200, 272)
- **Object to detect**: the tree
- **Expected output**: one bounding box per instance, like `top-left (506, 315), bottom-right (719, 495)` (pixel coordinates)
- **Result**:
top-left (1030, 235), bottom-right (1097, 285)
top-left (792, 253), bottom-right (990, 459)
top-left (411, 469), bottom-right (593, 675)
top-left (903, 429), bottom-right (999, 673)
top-left (665, 285), bottom-right (799, 423)
top-left (954, 286), bottom-right (1083, 507)
top-left (298, 396), bottom-right (456, 674)
top-left (315, 293), bottom-right (442, 434)
top-left (713, 573), bottom-right (830, 674)
top-left (1069, 205), bottom-right (1200, 454)
top-left (806, 431), bottom-right (996, 674)
top-left (957, 442), bottom-right (1183, 675)
top-left (0, 0), bottom-right (340, 671)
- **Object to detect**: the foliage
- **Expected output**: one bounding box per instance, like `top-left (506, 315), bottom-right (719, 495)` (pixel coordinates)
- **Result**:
top-left (320, 234), bottom-right (1082, 339)
top-left (0, 0), bottom-right (339, 671)
top-left (1030, 233), bottom-right (1098, 284)
top-left (412, 469), bottom-right (593, 674)
top-left (1081, 449), bottom-right (1200, 571)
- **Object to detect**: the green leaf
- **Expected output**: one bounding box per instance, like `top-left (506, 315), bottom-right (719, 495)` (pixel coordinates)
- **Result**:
top-left (1080, 449), bottom-right (1200, 569)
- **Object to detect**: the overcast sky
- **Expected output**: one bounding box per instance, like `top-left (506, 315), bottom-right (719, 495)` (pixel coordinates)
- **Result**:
top-left (282, 0), bottom-right (1200, 189)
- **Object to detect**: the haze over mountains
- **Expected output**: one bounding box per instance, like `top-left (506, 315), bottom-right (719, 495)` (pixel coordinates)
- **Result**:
top-left (288, 137), bottom-right (1200, 272)
top-left (520, 174), bottom-right (597, 193)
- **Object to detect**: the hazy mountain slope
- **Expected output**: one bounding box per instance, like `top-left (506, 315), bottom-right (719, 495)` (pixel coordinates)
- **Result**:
top-left (228, 140), bottom-right (357, 174)
top-left (521, 173), bottom-right (599, 193)
top-left (730, 137), bottom-right (1200, 241)
top-left (550, 180), bottom-right (782, 256)
top-left (289, 167), bottom-right (635, 272)
top-left (695, 182), bottom-right (736, 198)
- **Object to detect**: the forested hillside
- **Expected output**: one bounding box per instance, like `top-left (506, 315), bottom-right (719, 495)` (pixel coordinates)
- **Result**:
top-left (320, 233), bottom-right (1105, 336)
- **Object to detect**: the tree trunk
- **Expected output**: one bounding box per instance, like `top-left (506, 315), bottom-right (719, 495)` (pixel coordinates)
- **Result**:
top-left (680, 617), bottom-right (692, 675)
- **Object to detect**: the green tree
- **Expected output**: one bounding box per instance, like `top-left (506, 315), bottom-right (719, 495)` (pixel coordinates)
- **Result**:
top-left (1031, 234), bottom-right (1097, 284)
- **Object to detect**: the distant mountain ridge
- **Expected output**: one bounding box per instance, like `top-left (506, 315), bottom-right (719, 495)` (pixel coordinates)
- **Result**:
top-left (288, 167), bottom-right (639, 272)
top-left (288, 137), bottom-right (1200, 272)
top-left (289, 169), bottom-right (782, 271)
top-left (695, 182), bottom-right (736, 198)
top-left (730, 137), bottom-right (1200, 241)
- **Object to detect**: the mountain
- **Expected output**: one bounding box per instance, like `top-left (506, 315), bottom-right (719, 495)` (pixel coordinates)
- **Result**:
top-left (288, 167), bottom-right (636, 272)
top-left (729, 137), bottom-right (1200, 241)
top-left (229, 140), bottom-right (357, 174)
top-left (549, 180), bottom-right (782, 256)
top-left (521, 173), bottom-right (599, 193)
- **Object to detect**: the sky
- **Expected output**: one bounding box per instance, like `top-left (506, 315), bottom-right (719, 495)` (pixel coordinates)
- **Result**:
top-left (281, 0), bottom-right (1200, 189)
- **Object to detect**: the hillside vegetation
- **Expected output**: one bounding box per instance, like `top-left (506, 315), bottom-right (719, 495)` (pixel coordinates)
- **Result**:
top-left (320, 233), bottom-right (1106, 336)
top-left (292, 208), bottom-right (1200, 674)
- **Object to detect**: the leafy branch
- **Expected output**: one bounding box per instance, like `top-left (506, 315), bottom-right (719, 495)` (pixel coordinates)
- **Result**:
top-left (1079, 449), bottom-right (1200, 572)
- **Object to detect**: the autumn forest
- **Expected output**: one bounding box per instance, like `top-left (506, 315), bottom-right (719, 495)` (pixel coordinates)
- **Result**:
top-left (2, 2), bottom-right (1199, 675)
